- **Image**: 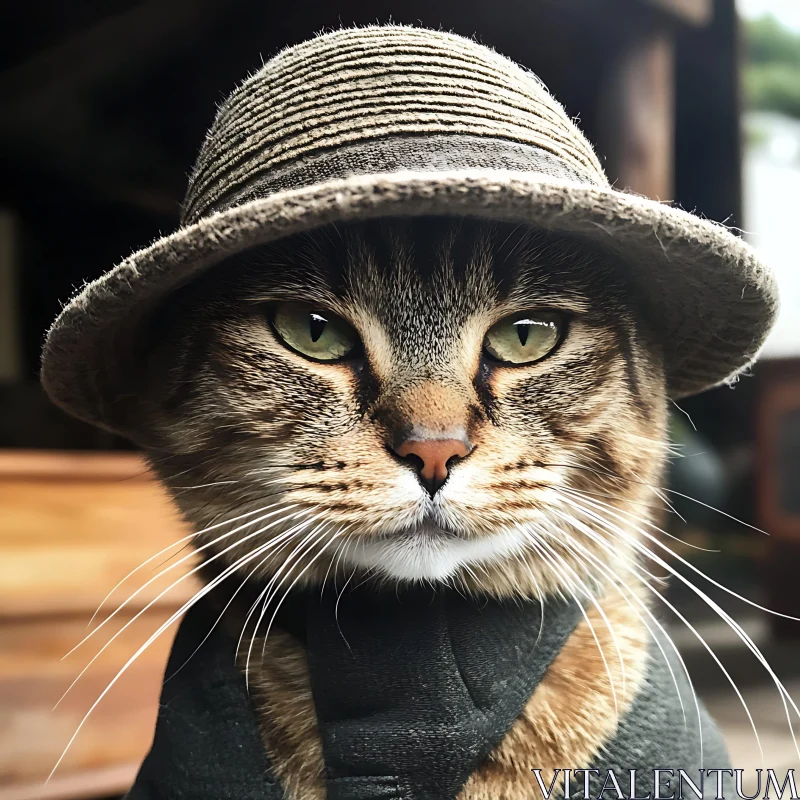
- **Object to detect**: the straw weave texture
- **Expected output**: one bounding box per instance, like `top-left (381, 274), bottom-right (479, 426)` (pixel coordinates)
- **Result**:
top-left (40, 25), bottom-right (778, 434)
top-left (184, 27), bottom-right (605, 223)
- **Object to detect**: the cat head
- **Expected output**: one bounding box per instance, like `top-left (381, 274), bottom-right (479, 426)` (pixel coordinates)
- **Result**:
top-left (139, 216), bottom-right (667, 599)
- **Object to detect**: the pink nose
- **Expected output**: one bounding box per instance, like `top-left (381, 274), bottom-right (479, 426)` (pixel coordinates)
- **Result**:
top-left (393, 438), bottom-right (471, 495)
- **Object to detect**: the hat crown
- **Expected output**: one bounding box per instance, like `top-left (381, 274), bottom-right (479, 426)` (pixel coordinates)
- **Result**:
top-left (40, 26), bottom-right (777, 431)
top-left (182, 26), bottom-right (607, 224)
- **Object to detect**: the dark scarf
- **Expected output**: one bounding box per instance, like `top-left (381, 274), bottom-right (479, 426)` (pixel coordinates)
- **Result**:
top-left (128, 586), bottom-right (731, 800)
top-left (128, 586), bottom-right (581, 800)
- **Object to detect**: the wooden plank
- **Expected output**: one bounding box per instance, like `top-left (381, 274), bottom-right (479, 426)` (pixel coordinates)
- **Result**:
top-left (0, 451), bottom-right (203, 794)
top-left (674, 0), bottom-right (743, 227)
top-left (0, 763), bottom-right (138, 800)
top-left (0, 451), bottom-right (195, 617)
top-left (0, 611), bottom-right (177, 788)
top-left (0, 450), bottom-right (148, 481)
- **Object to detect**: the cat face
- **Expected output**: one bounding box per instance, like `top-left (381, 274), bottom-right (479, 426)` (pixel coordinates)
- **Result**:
top-left (142, 217), bottom-right (667, 598)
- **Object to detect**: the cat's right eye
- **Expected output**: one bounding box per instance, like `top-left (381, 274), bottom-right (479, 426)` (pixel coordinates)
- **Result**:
top-left (483, 310), bottom-right (564, 365)
top-left (269, 302), bottom-right (360, 362)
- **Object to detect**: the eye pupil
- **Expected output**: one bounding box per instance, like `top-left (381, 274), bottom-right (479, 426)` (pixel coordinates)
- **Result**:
top-left (309, 313), bottom-right (327, 342)
top-left (270, 302), bottom-right (358, 362)
top-left (484, 311), bottom-right (563, 365)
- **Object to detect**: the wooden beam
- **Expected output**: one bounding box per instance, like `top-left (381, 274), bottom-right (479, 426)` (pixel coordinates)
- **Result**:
top-left (596, 27), bottom-right (676, 200)
top-left (0, 210), bottom-right (20, 382)
top-left (641, 0), bottom-right (713, 26)
top-left (0, 450), bottom-right (194, 618)
top-left (674, 0), bottom-right (743, 227)
top-left (540, 0), bottom-right (712, 28)
top-left (0, 450), bottom-right (149, 482)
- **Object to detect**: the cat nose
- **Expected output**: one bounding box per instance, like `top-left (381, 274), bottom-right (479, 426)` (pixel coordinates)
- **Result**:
top-left (393, 436), bottom-right (472, 497)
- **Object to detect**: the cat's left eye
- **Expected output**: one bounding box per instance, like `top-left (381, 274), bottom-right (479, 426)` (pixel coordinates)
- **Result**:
top-left (483, 311), bottom-right (564, 365)
top-left (269, 302), bottom-right (360, 362)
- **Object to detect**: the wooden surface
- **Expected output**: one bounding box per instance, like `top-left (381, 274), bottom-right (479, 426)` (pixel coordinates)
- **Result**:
top-left (0, 450), bottom-right (195, 799)
top-left (0, 451), bottom-right (151, 482)
top-left (0, 764), bottom-right (140, 800)
top-left (0, 454), bottom-right (194, 617)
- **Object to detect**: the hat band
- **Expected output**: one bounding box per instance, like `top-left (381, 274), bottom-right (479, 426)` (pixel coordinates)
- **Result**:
top-left (182, 133), bottom-right (606, 224)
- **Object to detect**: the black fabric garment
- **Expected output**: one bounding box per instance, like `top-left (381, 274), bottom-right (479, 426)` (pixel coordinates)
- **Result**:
top-left (580, 630), bottom-right (733, 800)
top-left (127, 587), bottom-right (731, 800)
top-left (305, 588), bottom-right (582, 800)
top-left (126, 596), bottom-right (283, 800)
top-left (128, 587), bottom-right (581, 800)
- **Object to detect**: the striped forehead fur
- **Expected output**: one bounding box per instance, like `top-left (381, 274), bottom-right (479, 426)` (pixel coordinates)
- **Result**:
top-left (141, 216), bottom-right (667, 597)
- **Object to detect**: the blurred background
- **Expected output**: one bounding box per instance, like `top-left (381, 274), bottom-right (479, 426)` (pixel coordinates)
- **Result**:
top-left (1, 0), bottom-right (798, 797)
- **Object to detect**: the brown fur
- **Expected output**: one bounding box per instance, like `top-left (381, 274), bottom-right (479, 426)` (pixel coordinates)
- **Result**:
top-left (457, 586), bottom-right (650, 800)
top-left (241, 629), bottom-right (326, 800)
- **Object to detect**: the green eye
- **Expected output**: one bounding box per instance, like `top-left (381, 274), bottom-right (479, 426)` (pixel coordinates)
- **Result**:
top-left (483, 311), bottom-right (564, 365)
top-left (270, 302), bottom-right (359, 362)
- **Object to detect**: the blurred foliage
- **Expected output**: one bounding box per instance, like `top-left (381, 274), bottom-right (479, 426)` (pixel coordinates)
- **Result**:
top-left (743, 14), bottom-right (800, 119)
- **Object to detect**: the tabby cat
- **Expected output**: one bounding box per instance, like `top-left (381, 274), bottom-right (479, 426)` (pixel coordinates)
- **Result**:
top-left (42, 23), bottom-right (787, 799)
top-left (118, 217), bottom-right (733, 799)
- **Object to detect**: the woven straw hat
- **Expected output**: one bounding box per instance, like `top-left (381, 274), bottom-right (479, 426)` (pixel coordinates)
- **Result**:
top-left (42, 26), bottom-right (778, 434)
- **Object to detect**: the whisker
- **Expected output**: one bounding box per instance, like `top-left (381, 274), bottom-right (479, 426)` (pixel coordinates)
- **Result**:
top-left (564, 485), bottom-right (717, 555)
top-left (651, 486), bottom-right (687, 524)
top-left (68, 502), bottom-right (302, 656)
top-left (85, 502), bottom-right (287, 629)
top-left (552, 459), bottom-right (771, 538)
top-left (541, 510), bottom-right (696, 736)
top-left (335, 562), bottom-right (359, 653)
top-left (47, 515), bottom-right (323, 783)
top-left (248, 521), bottom-right (334, 680)
top-left (162, 522), bottom-right (319, 685)
top-left (663, 488), bottom-right (770, 537)
top-left (320, 536), bottom-right (346, 597)
top-left (235, 519), bottom-right (328, 668)
top-left (518, 527), bottom-right (622, 714)
top-left (55, 507), bottom-right (313, 708)
top-left (560, 491), bottom-right (800, 762)
top-left (252, 526), bottom-right (348, 684)
top-left (172, 480), bottom-right (240, 492)
top-left (561, 487), bottom-right (800, 622)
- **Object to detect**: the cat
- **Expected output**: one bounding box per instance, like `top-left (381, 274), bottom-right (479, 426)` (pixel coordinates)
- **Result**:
top-left (40, 22), bottom-right (788, 798)
top-left (119, 216), bottom-right (736, 799)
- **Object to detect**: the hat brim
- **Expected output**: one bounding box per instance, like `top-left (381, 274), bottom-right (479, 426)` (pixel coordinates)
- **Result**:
top-left (41, 168), bottom-right (778, 435)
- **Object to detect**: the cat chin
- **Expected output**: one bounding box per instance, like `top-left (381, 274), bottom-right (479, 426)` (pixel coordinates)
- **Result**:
top-left (342, 525), bottom-right (529, 583)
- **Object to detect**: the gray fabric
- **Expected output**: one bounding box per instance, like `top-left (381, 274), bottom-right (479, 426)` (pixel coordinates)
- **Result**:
top-left (127, 592), bottom-right (734, 800)
top-left (302, 585), bottom-right (582, 800)
top-left (208, 133), bottom-right (600, 216)
top-left (40, 25), bottom-right (779, 435)
top-left (582, 635), bottom-right (732, 800)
